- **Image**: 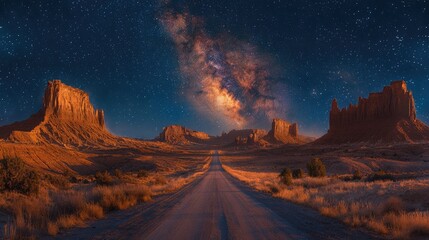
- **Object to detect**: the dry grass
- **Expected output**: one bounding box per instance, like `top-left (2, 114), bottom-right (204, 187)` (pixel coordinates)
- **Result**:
top-left (0, 155), bottom-right (212, 238)
top-left (223, 164), bottom-right (429, 239)
top-left (0, 184), bottom-right (150, 238)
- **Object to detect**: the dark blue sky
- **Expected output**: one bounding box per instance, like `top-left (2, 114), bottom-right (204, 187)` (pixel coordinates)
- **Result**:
top-left (1, 0), bottom-right (428, 138)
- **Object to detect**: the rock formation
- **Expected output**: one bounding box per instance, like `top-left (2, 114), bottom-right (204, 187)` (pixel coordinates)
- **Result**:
top-left (158, 125), bottom-right (210, 144)
top-left (157, 119), bottom-right (308, 146)
top-left (317, 80), bottom-right (429, 144)
top-left (265, 118), bottom-right (300, 144)
top-left (0, 80), bottom-right (118, 147)
top-left (235, 136), bottom-right (248, 145)
top-left (225, 129), bottom-right (267, 145)
top-left (42, 80), bottom-right (106, 127)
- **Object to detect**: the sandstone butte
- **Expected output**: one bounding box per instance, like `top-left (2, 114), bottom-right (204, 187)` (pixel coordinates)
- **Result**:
top-left (157, 125), bottom-right (210, 145)
top-left (0, 80), bottom-right (118, 147)
top-left (158, 118), bottom-right (304, 145)
top-left (317, 80), bottom-right (429, 144)
top-left (265, 118), bottom-right (299, 144)
top-left (0, 80), bottom-right (177, 174)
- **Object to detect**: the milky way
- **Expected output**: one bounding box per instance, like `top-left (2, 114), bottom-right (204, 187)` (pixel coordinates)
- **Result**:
top-left (2, 1), bottom-right (428, 138)
top-left (160, 10), bottom-right (287, 129)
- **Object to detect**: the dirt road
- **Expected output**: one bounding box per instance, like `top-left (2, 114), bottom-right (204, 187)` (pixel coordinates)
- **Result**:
top-left (58, 153), bottom-right (378, 240)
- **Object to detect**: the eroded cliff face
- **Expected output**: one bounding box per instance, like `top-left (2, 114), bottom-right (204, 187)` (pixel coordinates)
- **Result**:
top-left (265, 118), bottom-right (299, 144)
top-left (158, 125), bottom-right (210, 144)
top-left (227, 129), bottom-right (267, 145)
top-left (329, 80), bottom-right (416, 132)
top-left (318, 80), bottom-right (429, 144)
top-left (43, 80), bottom-right (105, 128)
top-left (0, 80), bottom-right (117, 147)
top-left (157, 118), bottom-right (309, 146)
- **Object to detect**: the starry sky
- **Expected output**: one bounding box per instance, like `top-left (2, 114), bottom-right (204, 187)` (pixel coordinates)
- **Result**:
top-left (1, 0), bottom-right (428, 139)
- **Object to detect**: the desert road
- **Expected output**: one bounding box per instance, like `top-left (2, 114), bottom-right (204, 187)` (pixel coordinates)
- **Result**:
top-left (59, 153), bottom-right (379, 240)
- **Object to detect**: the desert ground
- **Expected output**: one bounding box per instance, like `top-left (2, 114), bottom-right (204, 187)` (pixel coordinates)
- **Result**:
top-left (57, 153), bottom-right (379, 240)
top-left (221, 143), bottom-right (429, 239)
top-left (0, 141), bottom-right (428, 239)
top-left (0, 141), bottom-right (213, 239)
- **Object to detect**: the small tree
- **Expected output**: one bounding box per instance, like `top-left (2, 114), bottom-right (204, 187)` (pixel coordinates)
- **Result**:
top-left (292, 169), bottom-right (304, 179)
top-left (0, 157), bottom-right (39, 195)
top-left (279, 168), bottom-right (293, 186)
top-left (306, 158), bottom-right (326, 177)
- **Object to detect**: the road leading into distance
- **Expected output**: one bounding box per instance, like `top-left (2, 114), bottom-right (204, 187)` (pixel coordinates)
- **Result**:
top-left (59, 152), bottom-right (379, 240)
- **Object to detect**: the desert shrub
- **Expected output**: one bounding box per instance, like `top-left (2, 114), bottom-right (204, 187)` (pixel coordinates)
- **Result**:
top-left (0, 157), bottom-right (39, 195)
top-left (93, 184), bottom-right (151, 210)
top-left (114, 169), bottom-right (123, 178)
top-left (137, 169), bottom-right (149, 178)
top-left (352, 170), bottom-right (363, 181)
top-left (95, 171), bottom-right (113, 185)
top-left (306, 158), bottom-right (326, 177)
top-left (50, 191), bottom-right (86, 216)
top-left (279, 168), bottom-right (293, 186)
top-left (367, 170), bottom-right (395, 182)
top-left (45, 174), bottom-right (70, 189)
top-left (270, 185), bottom-right (280, 194)
top-left (292, 169), bottom-right (304, 179)
top-left (69, 175), bottom-right (81, 183)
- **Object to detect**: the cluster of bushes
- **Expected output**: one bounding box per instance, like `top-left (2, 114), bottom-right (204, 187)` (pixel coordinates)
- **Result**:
top-left (94, 168), bottom-right (154, 186)
top-left (279, 158), bottom-right (326, 186)
top-left (44, 174), bottom-right (71, 189)
top-left (341, 169), bottom-right (395, 182)
top-left (279, 167), bottom-right (305, 186)
top-left (95, 171), bottom-right (114, 185)
top-left (0, 157), bottom-right (134, 194)
top-left (279, 168), bottom-right (293, 186)
top-left (0, 157), bottom-right (39, 195)
top-left (279, 158), bottom-right (396, 185)
top-left (0, 156), bottom-right (158, 191)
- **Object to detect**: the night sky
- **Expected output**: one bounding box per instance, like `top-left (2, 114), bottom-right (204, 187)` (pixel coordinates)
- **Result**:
top-left (1, 1), bottom-right (428, 138)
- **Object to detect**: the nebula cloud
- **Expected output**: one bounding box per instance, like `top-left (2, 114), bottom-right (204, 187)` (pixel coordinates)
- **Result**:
top-left (160, 10), bottom-right (287, 128)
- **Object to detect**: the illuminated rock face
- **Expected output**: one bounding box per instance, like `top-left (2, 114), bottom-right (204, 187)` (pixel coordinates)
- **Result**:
top-left (43, 80), bottom-right (106, 128)
top-left (157, 118), bottom-right (307, 146)
top-left (329, 80), bottom-right (416, 132)
top-left (158, 125), bottom-right (210, 145)
top-left (0, 80), bottom-right (117, 147)
top-left (266, 118), bottom-right (299, 144)
top-left (318, 80), bottom-right (429, 144)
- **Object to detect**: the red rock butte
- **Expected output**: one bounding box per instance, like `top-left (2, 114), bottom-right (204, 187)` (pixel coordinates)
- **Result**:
top-left (266, 118), bottom-right (298, 144)
top-left (157, 118), bottom-right (308, 146)
top-left (317, 80), bottom-right (429, 144)
top-left (158, 125), bottom-right (210, 145)
top-left (0, 80), bottom-right (118, 147)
